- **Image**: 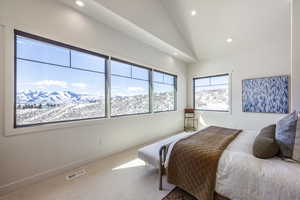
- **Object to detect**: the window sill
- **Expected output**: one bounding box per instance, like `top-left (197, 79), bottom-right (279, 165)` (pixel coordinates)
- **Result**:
top-left (194, 109), bottom-right (232, 115)
top-left (153, 109), bottom-right (177, 113)
top-left (195, 109), bottom-right (229, 112)
top-left (110, 112), bottom-right (151, 118)
top-left (5, 117), bottom-right (109, 136)
top-left (4, 110), bottom-right (179, 136)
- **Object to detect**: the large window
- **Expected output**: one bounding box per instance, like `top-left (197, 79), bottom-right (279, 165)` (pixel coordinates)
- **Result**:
top-left (153, 71), bottom-right (177, 112)
top-left (193, 74), bottom-right (229, 112)
top-left (14, 30), bottom-right (178, 129)
top-left (15, 31), bottom-right (107, 127)
top-left (110, 59), bottom-right (150, 116)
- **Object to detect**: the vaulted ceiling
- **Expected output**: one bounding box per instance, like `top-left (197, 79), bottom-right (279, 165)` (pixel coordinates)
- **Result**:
top-left (162, 0), bottom-right (290, 60)
top-left (59, 0), bottom-right (291, 63)
top-left (93, 0), bottom-right (194, 57)
top-left (58, 0), bottom-right (197, 62)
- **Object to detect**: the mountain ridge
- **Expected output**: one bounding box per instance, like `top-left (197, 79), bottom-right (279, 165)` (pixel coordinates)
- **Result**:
top-left (17, 90), bottom-right (102, 105)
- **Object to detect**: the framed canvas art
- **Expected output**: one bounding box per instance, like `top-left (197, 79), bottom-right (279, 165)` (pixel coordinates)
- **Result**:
top-left (242, 75), bottom-right (289, 114)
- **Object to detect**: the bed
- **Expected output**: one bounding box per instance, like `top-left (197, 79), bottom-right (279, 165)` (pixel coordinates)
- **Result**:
top-left (138, 129), bottom-right (300, 200)
top-left (216, 129), bottom-right (300, 200)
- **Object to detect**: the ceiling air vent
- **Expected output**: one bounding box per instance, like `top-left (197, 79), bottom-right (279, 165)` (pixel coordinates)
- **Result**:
top-left (66, 169), bottom-right (87, 181)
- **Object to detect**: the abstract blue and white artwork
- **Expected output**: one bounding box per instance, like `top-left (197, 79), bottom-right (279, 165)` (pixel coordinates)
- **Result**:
top-left (242, 76), bottom-right (289, 114)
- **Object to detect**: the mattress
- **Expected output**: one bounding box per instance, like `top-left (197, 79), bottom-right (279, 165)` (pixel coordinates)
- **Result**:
top-left (215, 130), bottom-right (300, 200)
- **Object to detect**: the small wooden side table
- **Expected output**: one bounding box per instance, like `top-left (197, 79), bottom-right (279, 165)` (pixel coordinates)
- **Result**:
top-left (184, 108), bottom-right (198, 131)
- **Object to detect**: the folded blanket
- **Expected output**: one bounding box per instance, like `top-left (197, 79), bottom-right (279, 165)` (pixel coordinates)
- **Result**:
top-left (167, 126), bottom-right (241, 200)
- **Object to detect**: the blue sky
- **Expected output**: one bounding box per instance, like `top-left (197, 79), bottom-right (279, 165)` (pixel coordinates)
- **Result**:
top-left (194, 76), bottom-right (228, 92)
top-left (16, 36), bottom-right (174, 97)
top-left (195, 75), bottom-right (228, 87)
top-left (17, 59), bottom-right (105, 96)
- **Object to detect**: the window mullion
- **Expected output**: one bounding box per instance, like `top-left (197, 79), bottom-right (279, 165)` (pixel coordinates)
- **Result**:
top-left (106, 56), bottom-right (111, 118)
top-left (174, 76), bottom-right (177, 111)
top-left (150, 69), bottom-right (153, 113)
top-left (69, 49), bottom-right (71, 68)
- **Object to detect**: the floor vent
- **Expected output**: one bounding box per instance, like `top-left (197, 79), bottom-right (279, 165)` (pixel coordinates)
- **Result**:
top-left (66, 169), bottom-right (87, 181)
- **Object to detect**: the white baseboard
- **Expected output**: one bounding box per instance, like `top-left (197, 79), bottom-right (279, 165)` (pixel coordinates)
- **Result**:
top-left (0, 153), bottom-right (103, 196)
top-left (0, 132), bottom-right (178, 196)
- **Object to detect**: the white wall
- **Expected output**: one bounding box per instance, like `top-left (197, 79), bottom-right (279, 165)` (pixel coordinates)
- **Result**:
top-left (187, 39), bottom-right (291, 130)
top-left (0, 0), bottom-right (187, 193)
top-left (0, 26), bottom-right (4, 158)
top-left (292, 0), bottom-right (300, 111)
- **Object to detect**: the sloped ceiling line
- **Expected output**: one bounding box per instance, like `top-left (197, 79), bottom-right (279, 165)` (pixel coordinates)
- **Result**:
top-left (58, 0), bottom-right (197, 63)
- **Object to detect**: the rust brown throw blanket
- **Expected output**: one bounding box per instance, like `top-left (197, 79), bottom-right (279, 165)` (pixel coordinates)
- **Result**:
top-left (167, 126), bottom-right (241, 200)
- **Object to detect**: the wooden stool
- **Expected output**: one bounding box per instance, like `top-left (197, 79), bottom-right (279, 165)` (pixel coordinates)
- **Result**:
top-left (184, 108), bottom-right (198, 131)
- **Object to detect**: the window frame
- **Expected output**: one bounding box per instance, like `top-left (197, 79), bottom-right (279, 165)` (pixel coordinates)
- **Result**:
top-left (9, 29), bottom-right (178, 134)
top-left (14, 30), bottom-right (109, 128)
top-left (193, 73), bottom-right (230, 112)
top-left (110, 57), bottom-right (152, 117)
top-left (152, 69), bottom-right (177, 113)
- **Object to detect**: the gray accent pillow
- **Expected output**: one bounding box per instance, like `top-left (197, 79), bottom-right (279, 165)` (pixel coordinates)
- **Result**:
top-left (275, 111), bottom-right (298, 158)
top-left (253, 124), bottom-right (279, 159)
top-left (292, 118), bottom-right (300, 162)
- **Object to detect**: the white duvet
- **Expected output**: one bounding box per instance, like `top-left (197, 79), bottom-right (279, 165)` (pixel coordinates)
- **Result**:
top-left (215, 130), bottom-right (300, 200)
top-left (139, 129), bottom-right (300, 200)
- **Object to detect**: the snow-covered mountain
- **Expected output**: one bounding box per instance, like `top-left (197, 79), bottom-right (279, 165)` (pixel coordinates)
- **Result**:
top-left (17, 90), bottom-right (102, 105)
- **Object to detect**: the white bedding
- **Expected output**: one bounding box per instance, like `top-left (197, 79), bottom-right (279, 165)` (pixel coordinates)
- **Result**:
top-left (216, 130), bottom-right (300, 200)
top-left (139, 129), bottom-right (300, 200)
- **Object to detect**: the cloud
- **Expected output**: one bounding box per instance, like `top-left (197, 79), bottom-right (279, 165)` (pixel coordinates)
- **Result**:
top-left (35, 80), bottom-right (68, 88)
top-left (128, 87), bottom-right (145, 92)
top-left (22, 81), bottom-right (88, 90)
top-left (110, 87), bottom-right (146, 97)
top-left (71, 82), bottom-right (87, 89)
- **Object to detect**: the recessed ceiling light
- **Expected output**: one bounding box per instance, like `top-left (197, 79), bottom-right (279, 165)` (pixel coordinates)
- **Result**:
top-left (191, 10), bottom-right (197, 16)
top-left (75, 0), bottom-right (85, 7)
top-left (226, 38), bottom-right (233, 43)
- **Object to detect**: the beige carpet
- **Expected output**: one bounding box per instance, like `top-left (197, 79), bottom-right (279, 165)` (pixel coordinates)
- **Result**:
top-left (0, 146), bottom-right (174, 200)
top-left (162, 188), bottom-right (230, 200)
top-left (162, 188), bottom-right (197, 200)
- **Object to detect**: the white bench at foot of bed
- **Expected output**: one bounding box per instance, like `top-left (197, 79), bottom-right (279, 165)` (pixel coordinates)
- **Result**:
top-left (138, 131), bottom-right (198, 190)
top-left (138, 131), bottom-right (197, 169)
